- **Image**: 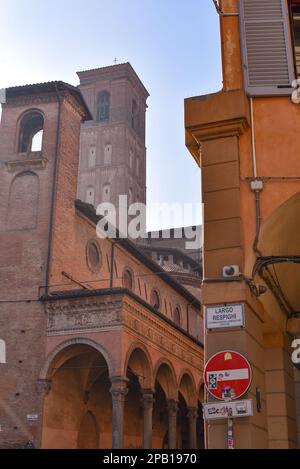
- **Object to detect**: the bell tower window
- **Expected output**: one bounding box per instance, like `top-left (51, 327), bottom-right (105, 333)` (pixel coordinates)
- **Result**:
top-left (97, 91), bottom-right (110, 123)
top-left (18, 111), bottom-right (44, 153)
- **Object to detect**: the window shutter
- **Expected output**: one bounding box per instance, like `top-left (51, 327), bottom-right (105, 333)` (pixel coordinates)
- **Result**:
top-left (239, 0), bottom-right (295, 96)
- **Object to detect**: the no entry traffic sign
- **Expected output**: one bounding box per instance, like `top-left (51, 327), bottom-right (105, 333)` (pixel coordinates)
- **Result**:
top-left (204, 350), bottom-right (252, 401)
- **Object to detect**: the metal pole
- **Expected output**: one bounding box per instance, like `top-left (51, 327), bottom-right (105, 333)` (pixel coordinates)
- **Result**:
top-left (227, 408), bottom-right (234, 449)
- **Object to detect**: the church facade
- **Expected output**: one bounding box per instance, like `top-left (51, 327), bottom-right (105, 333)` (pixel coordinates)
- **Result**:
top-left (0, 76), bottom-right (204, 449)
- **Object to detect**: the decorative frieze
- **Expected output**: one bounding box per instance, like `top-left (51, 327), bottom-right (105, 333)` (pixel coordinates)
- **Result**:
top-left (45, 297), bottom-right (122, 335)
top-left (122, 300), bottom-right (203, 370)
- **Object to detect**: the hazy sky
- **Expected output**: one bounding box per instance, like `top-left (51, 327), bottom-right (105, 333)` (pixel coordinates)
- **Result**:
top-left (0, 0), bottom-right (222, 230)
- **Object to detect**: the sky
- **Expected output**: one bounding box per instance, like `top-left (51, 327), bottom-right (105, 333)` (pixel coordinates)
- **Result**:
top-left (0, 0), bottom-right (222, 230)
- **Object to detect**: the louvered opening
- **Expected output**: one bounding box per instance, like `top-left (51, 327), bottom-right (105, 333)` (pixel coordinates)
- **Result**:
top-left (239, 0), bottom-right (295, 95)
top-left (291, 6), bottom-right (300, 76)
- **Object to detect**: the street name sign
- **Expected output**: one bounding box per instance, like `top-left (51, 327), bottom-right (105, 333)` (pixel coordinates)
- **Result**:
top-left (205, 303), bottom-right (245, 330)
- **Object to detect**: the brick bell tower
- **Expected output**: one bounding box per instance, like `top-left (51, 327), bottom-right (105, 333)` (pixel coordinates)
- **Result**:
top-left (76, 63), bottom-right (149, 213)
top-left (0, 82), bottom-right (91, 448)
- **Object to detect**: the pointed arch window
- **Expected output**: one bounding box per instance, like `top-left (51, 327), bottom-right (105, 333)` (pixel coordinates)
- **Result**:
top-left (86, 186), bottom-right (95, 205)
top-left (97, 91), bottom-right (110, 122)
top-left (150, 289), bottom-right (160, 311)
top-left (123, 268), bottom-right (134, 291)
top-left (174, 306), bottom-right (181, 327)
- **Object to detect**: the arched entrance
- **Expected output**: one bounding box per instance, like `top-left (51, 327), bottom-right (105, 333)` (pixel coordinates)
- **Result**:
top-left (124, 346), bottom-right (153, 449)
top-left (41, 341), bottom-right (112, 449)
top-left (153, 361), bottom-right (177, 449)
top-left (251, 192), bottom-right (300, 447)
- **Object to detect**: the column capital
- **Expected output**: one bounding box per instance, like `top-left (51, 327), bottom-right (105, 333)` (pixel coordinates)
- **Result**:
top-left (167, 399), bottom-right (178, 416)
top-left (110, 376), bottom-right (128, 449)
top-left (141, 388), bottom-right (155, 410)
top-left (110, 376), bottom-right (129, 402)
top-left (187, 406), bottom-right (198, 420)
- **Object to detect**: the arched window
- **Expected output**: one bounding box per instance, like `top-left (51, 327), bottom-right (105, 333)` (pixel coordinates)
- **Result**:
top-left (86, 186), bottom-right (95, 205)
top-left (174, 306), bottom-right (181, 326)
top-left (102, 183), bottom-right (111, 202)
top-left (97, 91), bottom-right (110, 123)
top-left (150, 289), bottom-right (160, 311)
top-left (123, 269), bottom-right (133, 290)
top-left (104, 144), bottom-right (112, 165)
top-left (18, 111), bottom-right (44, 153)
top-left (88, 146), bottom-right (96, 168)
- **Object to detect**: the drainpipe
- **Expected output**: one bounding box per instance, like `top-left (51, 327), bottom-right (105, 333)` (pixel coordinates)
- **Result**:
top-left (249, 97), bottom-right (263, 257)
top-left (45, 84), bottom-right (62, 295)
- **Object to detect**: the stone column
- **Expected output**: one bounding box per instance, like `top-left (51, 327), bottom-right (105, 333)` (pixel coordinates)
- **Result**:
top-left (141, 389), bottom-right (154, 449)
top-left (187, 407), bottom-right (198, 449)
top-left (110, 376), bottom-right (129, 449)
top-left (167, 399), bottom-right (178, 449)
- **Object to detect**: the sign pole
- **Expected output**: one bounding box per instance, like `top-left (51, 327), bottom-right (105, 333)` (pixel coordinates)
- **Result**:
top-left (227, 409), bottom-right (234, 449)
top-left (204, 350), bottom-right (253, 449)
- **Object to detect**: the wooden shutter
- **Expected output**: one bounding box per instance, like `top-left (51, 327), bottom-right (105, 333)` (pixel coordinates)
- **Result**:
top-left (239, 0), bottom-right (295, 95)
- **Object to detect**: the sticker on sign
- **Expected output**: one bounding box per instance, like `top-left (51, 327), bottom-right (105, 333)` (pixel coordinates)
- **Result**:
top-left (203, 399), bottom-right (253, 420)
top-left (206, 303), bottom-right (245, 330)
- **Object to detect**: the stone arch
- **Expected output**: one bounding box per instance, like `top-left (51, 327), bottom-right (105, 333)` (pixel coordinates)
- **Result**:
top-left (178, 371), bottom-right (197, 407)
top-left (197, 380), bottom-right (205, 403)
top-left (7, 171), bottom-right (39, 231)
top-left (39, 337), bottom-right (115, 380)
top-left (153, 359), bottom-right (177, 400)
top-left (124, 343), bottom-right (153, 389)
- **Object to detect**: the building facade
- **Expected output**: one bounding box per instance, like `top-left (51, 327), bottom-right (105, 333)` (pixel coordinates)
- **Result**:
top-left (0, 79), bottom-right (204, 449)
top-left (185, 0), bottom-right (300, 449)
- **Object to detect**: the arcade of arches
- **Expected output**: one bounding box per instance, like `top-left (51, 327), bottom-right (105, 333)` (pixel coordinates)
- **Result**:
top-left (40, 342), bottom-right (205, 449)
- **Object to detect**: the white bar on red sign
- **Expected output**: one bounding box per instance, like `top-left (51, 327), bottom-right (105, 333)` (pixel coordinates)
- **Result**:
top-left (207, 368), bottom-right (249, 382)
